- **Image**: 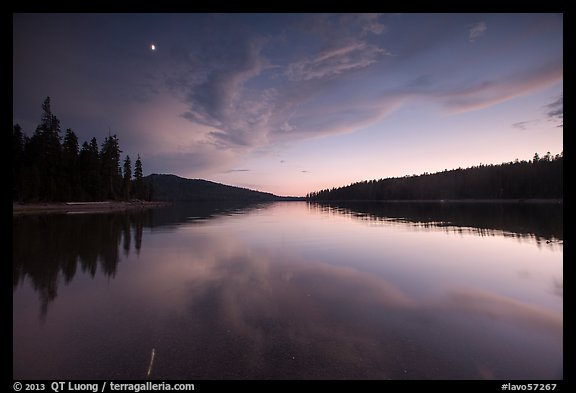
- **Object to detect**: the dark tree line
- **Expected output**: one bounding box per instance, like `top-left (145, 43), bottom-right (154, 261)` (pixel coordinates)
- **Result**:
top-left (13, 97), bottom-right (151, 202)
top-left (307, 153), bottom-right (563, 201)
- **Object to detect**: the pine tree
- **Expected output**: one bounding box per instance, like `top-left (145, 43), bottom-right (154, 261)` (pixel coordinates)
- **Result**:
top-left (100, 134), bottom-right (123, 200)
top-left (133, 154), bottom-right (144, 200)
top-left (28, 97), bottom-right (63, 200)
top-left (122, 155), bottom-right (132, 201)
top-left (62, 128), bottom-right (80, 200)
top-left (62, 129), bottom-right (79, 157)
top-left (79, 137), bottom-right (102, 200)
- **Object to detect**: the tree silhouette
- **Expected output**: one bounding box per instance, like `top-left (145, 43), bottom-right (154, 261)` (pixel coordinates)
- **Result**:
top-left (62, 128), bottom-right (80, 200)
top-left (122, 155), bottom-right (132, 200)
top-left (100, 134), bottom-right (123, 200)
top-left (78, 138), bottom-right (103, 200)
top-left (13, 97), bottom-right (147, 202)
top-left (133, 154), bottom-right (149, 200)
top-left (307, 153), bottom-right (563, 201)
top-left (27, 96), bottom-right (64, 200)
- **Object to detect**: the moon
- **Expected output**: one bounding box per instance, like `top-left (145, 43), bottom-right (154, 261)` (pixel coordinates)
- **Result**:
top-left (150, 44), bottom-right (156, 51)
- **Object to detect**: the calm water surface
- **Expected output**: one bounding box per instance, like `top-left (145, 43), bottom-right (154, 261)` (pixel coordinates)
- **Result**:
top-left (13, 202), bottom-right (563, 379)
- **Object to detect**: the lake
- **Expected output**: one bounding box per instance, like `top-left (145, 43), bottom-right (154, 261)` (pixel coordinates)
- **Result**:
top-left (13, 201), bottom-right (563, 380)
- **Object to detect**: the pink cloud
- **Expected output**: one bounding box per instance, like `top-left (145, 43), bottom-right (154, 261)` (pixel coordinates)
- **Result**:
top-left (436, 60), bottom-right (562, 114)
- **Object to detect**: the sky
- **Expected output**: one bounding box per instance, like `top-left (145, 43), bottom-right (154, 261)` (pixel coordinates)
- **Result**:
top-left (13, 13), bottom-right (563, 197)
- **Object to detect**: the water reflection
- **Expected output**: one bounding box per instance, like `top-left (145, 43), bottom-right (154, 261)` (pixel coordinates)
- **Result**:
top-left (147, 201), bottom-right (268, 229)
top-left (13, 202), bottom-right (562, 379)
top-left (309, 201), bottom-right (563, 243)
top-left (13, 212), bottom-right (144, 319)
top-left (166, 251), bottom-right (561, 379)
top-left (12, 202), bottom-right (263, 320)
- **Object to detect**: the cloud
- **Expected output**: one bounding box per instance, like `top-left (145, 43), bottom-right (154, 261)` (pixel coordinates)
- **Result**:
top-left (546, 94), bottom-right (563, 122)
top-left (340, 13), bottom-right (387, 36)
top-left (511, 120), bottom-right (538, 130)
top-left (145, 15), bottom-right (560, 180)
top-left (168, 15), bottom-right (395, 157)
top-left (171, 45), bottom-right (560, 167)
top-left (435, 60), bottom-right (562, 114)
top-left (469, 21), bottom-right (487, 42)
top-left (300, 13), bottom-right (387, 40)
top-left (282, 92), bottom-right (406, 140)
top-left (182, 37), bottom-right (266, 131)
top-left (285, 15), bottom-right (391, 82)
top-left (511, 121), bottom-right (528, 130)
top-left (223, 169), bottom-right (251, 173)
top-left (406, 74), bottom-right (433, 89)
top-left (172, 37), bottom-right (286, 152)
top-left (357, 13), bottom-right (387, 35)
top-left (285, 41), bottom-right (390, 81)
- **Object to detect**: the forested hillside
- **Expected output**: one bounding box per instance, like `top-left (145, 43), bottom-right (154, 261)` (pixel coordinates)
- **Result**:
top-left (144, 174), bottom-right (279, 202)
top-left (307, 153), bottom-right (563, 201)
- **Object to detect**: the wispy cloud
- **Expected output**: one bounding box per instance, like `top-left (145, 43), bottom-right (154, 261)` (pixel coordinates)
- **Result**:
top-left (286, 41), bottom-right (390, 81)
top-left (357, 13), bottom-right (387, 35)
top-left (512, 121), bottom-right (529, 130)
top-left (511, 120), bottom-right (538, 130)
top-left (300, 13), bottom-right (388, 40)
top-left (435, 60), bottom-right (562, 114)
top-left (286, 14), bottom-right (392, 82)
top-left (223, 169), bottom-right (251, 173)
top-left (180, 36), bottom-right (269, 146)
top-left (545, 94), bottom-right (563, 125)
top-left (469, 21), bottom-right (487, 42)
top-left (165, 13), bottom-right (395, 156)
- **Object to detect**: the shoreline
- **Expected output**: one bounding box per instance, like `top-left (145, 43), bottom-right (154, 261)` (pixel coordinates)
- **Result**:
top-left (13, 200), bottom-right (169, 215)
top-left (13, 198), bottom-right (562, 215)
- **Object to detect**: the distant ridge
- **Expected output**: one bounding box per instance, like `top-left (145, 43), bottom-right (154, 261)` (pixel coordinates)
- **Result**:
top-left (144, 174), bottom-right (281, 202)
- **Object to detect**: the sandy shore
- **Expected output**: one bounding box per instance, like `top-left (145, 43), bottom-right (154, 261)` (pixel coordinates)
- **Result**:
top-left (13, 200), bottom-right (169, 215)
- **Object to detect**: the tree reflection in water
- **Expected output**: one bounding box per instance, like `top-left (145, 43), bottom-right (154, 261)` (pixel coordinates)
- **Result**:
top-left (12, 202), bottom-right (264, 320)
top-left (309, 201), bottom-right (562, 243)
